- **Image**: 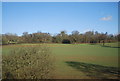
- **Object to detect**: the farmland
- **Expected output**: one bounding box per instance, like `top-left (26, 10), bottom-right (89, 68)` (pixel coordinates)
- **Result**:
top-left (2, 2), bottom-right (119, 80)
top-left (2, 43), bottom-right (119, 79)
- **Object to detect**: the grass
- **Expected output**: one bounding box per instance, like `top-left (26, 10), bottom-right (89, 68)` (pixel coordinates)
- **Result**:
top-left (66, 61), bottom-right (119, 79)
top-left (2, 43), bottom-right (119, 79)
top-left (49, 43), bottom-right (119, 79)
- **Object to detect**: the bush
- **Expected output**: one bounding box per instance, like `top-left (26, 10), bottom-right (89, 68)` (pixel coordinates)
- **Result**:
top-left (62, 39), bottom-right (71, 44)
top-left (2, 45), bottom-right (54, 79)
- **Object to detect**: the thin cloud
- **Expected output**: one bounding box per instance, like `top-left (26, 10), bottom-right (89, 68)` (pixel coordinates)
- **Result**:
top-left (100, 16), bottom-right (112, 21)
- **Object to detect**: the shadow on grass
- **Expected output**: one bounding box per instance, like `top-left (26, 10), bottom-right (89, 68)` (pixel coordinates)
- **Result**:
top-left (100, 45), bottom-right (120, 48)
top-left (65, 61), bottom-right (119, 79)
top-left (89, 43), bottom-right (120, 48)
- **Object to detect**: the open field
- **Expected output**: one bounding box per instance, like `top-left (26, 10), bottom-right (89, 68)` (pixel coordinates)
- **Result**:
top-left (2, 43), bottom-right (119, 79)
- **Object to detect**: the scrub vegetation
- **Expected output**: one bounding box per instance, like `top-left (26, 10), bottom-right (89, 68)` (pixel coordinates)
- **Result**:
top-left (2, 45), bottom-right (54, 79)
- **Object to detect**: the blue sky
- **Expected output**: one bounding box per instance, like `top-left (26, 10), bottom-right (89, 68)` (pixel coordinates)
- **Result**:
top-left (2, 0), bottom-right (120, 2)
top-left (2, 2), bottom-right (118, 36)
top-left (0, 2), bottom-right (2, 34)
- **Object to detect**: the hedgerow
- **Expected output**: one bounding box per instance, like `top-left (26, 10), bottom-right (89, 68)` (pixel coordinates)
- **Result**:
top-left (2, 45), bottom-right (54, 79)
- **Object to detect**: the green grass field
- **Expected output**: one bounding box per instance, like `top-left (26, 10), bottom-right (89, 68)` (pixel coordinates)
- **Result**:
top-left (2, 43), bottom-right (119, 79)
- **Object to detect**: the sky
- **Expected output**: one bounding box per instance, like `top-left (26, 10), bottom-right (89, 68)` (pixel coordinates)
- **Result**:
top-left (1, 0), bottom-right (120, 2)
top-left (0, 2), bottom-right (2, 34)
top-left (2, 2), bottom-right (118, 36)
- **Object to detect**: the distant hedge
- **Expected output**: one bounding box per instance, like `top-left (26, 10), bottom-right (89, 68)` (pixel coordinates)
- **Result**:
top-left (2, 31), bottom-right (119, 45)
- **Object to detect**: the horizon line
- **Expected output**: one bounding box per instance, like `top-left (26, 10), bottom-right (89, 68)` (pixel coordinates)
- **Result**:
top-left (1, 31), bottom-right (119, 36)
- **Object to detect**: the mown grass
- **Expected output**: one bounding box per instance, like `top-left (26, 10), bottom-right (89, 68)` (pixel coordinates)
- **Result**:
top-left (66, 61), bottom-right (119, 79)
top-left (2, 43), bottom-right (119, 79)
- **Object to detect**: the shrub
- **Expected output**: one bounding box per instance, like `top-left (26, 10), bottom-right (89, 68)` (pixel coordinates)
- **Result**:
top-left (62, 39), bottom-right (71, 44)
top-left (2, 45), bottom-right (54, 79)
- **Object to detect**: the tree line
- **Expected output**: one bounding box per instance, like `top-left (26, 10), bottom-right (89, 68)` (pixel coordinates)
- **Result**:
top-left (1, 30), bottom-right (120, 45)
